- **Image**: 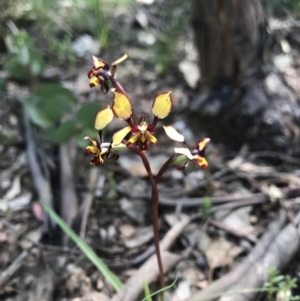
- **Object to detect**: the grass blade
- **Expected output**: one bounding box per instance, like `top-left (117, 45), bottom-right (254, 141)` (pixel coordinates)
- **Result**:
top-left (40, 200), bottom-right (122, 291)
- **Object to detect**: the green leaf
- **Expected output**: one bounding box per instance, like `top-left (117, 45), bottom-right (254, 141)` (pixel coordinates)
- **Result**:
top-left (77, 102), bottom-right (102, 129)
top-left (4, 58), bottom-right (28, 81)
top-left (35, 83), bottom-right (76, 101)
top-left (17, 47), bottom-right (30, 65)
top-left (32, 84), bottom-right (76, 124)
top-left (25, 96), bottom-right (53, 128)
top-left (44, 120), bottom-right (77, 144)
top-left (29, 50), bottom-right (44, 75)
top-left (40, 200), bottom-right (123, 291)
top-left (143, 280), bottom-right (153, 301)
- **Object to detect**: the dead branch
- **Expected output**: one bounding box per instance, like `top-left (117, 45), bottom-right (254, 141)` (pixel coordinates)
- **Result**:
top-left (218, 211), bottom-right (300, 301)
top-left (79, 168), bottom-right (100, 239)
top-left (186, 210), bottom-right (287, 301)
top-left (23, 106), bottom-right (55, 233)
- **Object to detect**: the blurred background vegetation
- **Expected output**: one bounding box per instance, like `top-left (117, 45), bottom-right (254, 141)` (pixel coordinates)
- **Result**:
top-left (0, 0), bottom-right (300, 145)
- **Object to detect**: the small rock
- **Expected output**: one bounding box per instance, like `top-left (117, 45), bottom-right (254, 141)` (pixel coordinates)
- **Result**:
top-left (178, 60), bottom-right (200, 89)
top-left (135, 0), bottom-right (155, 5)
top-left (123, 226), bottom-right (153, 248)
top-left (273, 54), bottom-right (292, 72)
top-left (137, 31), bottom-right (156, 45)
top-left (135, 10), bottom-right (148, 28)
top-left (119, 224), bottom-right (136, 238)
top-left (72, 34), bottom-right (101, 58)
top-left (175, 278), bottom-right (191, 300)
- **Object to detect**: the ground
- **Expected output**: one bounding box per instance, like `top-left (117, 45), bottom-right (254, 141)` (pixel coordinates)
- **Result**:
top-left (1, 1), bottom-right (300, 301)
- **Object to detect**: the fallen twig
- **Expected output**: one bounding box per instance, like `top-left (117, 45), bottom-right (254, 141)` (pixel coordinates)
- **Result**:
top-left (0, 250), bottom-right (27, 287)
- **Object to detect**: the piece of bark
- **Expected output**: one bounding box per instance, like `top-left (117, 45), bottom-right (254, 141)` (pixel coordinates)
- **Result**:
top-left (186, 210), bottom-right (286, 301)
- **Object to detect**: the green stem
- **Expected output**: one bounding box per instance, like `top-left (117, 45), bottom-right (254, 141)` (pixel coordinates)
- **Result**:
top-left (126, 143), bottom-right (165, 300)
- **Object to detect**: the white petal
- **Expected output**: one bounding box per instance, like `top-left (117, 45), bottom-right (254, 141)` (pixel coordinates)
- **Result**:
top-left (163, 125), bottom-right (185, 142)
top-left (174, 147), bottom-right (194, 160)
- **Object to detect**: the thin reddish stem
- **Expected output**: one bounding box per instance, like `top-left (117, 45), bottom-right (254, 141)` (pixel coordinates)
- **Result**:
top-left (110, 76), bottom-right (127, 95)
top-left (126, 143), bottom-right (165, 297)
top-left (155, 154), bottom-right (175, 183)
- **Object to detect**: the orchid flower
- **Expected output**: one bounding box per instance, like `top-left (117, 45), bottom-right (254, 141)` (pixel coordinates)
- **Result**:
top-left (111, 91), bottom-right (173, 152)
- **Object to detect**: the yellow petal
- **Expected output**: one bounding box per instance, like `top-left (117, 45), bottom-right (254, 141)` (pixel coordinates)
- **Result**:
top-left (89, 76), bottom-right (100, 87)
top-left (152, 91), bottom-right (172, 119)
top-left (112, 126), bottom-right (132, 146)
top-left (86, 145), bottom-right (99, 154)
top-left (147, 132), bottom-right (158, 145)
top-left (92, 56), bottom-right (106, 69)
top-left (112, 53), bottom-right (129, 66)
top-left (127, 133), bottom-right (140, 145)
top-left (195, 156), bottom-right (208, 169)
top-left (112, 91), bottom-right (133, 120)
top-left (174, 147), bottom-right (194, 160)
top-left (94, 106), bottom-right (114, 131)
top-left (84, 136), bottom-right (98, 147)
top-left (163, 125), bottom-right (185, 142)
top-left (197, 138), bottom-right (210, 151)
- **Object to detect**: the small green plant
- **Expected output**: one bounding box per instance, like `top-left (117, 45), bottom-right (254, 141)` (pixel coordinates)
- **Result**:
top-left (201, 197), bottom-right (212, 219)
top-left (142, 279), bottom-right (177, 301)
top-left (264, 269), bottom-right (300, 301)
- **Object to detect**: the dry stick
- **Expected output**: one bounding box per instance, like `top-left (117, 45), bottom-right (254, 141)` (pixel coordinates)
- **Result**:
top-left (127, 144), bottom-right (165, 297)
top-left (23, 106), bottom-right (55, 233)
top-left (60, 142), bottom-right (78, 245)
top-left (159, 187), bottom-right (300, 208)
top-left (0, 251), bottom-right (27, 287)
top-left (79, 168), bottom-right (100, 239)
top-left (186, 210), bottom-right (287, 301)
top-left (218, 211), bottom-right (300, 301)
top-left (112, 216), bottom-right (191, 301)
